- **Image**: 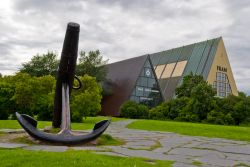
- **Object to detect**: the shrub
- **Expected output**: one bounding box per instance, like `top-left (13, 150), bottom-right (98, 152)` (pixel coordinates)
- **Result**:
top-left (0, 110), bottom-right (9, 120)
top-left (120, 101), bottom-right (149, 119)
top-left (149, 103), bottom-right (167, 120)
top-left (224, 113), bottom-right (235, 125)
top-left (71, 75), bottom-right (102, 122)
top-left (206, 110), bottom-right (225, 125)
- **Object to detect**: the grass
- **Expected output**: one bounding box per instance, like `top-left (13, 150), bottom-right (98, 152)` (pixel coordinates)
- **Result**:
top-left (0, 131), bottom-right (6, 137)
top-left (127, 120), bottom-right (250, 142)
top-left (192, 160), bottom-right (203, 166)
top-left (96, 134), bottom-right (124, 146)
top-left (234, 163), bottom-right (250, 167)
top-left (0, 116), bottom-right (124, 130)
top-left (0, 148), bottom-right (173, 167)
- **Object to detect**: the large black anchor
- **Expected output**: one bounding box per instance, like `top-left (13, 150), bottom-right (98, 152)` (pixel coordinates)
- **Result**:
top-left (16, 22), bottom-right (111, 144)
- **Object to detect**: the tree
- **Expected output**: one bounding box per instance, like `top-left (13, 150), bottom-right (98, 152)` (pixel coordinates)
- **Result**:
top-left (71, 75), bottom-right (102, 122)
top-left (0, 76), bottom-right (15, 119)
top-left (10, 73), bottom-right (55, 119)
top-left (76, 50), bottom-right (108, 82)
top-left (175, 73), bottom-right (205, 98)
top-left (232, 96), bottom-right (250, 125)
top-left (20, 51), bottom-right (58, 77)
top-left (188, 83), bottom-right (216, 121)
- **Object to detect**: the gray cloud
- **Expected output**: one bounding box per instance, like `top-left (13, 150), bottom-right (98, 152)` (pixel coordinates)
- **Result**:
top-left (0, 0), bottom-right (249, 94)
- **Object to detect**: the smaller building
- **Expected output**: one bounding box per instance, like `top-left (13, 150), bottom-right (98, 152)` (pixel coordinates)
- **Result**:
top-left (100, 37), bottom-right (238, 116)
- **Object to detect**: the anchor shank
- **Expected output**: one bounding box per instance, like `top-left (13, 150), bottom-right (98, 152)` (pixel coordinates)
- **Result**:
top-left (60, 83), bottom-right (71, 134)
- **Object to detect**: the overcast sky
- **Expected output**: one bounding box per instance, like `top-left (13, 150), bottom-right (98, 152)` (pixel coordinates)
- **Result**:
top-left (0, 0), bottom-right (249, 94)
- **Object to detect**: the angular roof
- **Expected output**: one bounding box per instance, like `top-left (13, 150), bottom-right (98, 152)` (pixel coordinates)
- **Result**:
top-left (100, 55), bottom-right (148, 116)
top-left (150, 37), bottom-right (221, 100)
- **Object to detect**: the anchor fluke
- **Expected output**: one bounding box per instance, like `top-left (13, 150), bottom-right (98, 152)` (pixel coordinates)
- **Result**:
top-left (16, 112), bottom-right (111, 144)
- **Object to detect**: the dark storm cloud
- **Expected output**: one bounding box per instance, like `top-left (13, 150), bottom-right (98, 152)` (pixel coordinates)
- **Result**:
top-left (0, 0), bottom-right (249, 94)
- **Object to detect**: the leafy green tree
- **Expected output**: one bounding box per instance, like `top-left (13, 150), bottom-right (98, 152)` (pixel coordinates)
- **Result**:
top-left (11, 73), bottom-right (34, 115)
top-left (76, 50), bottom-right (108, 82)
top-left (20, 51), bottom-right (58, 77)
top-left (188, 83), bottom-right (216, 121)
top-left (0, 76), bottom-right (15, 119)
top-left (175, 73), bottom-right (205, 98)
top-left (232, 96), bottom-right (250, 125)
top-left (10, 73), bottom-right (55, 119)
top-left (71, 75), bottom-right (102, 122)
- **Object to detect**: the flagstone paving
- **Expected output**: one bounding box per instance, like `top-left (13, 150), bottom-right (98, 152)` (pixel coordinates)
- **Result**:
top-left (1, 120), bottom-right (250, 167)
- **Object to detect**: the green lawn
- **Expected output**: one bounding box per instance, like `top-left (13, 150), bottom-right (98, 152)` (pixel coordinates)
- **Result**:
top-left (0, 148), bottom-right (173, 167)
top-left (0, 117), bottom-right (124, 130)
top-left (127, 120), bottom-right (250, 142)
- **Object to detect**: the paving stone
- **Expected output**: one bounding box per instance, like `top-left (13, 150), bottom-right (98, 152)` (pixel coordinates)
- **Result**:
top-left (153, 147), bottom-right (173, 153)
top-left (164, 154), bottom-right (194, 164)
top-left (0, 129), bottom-right (25, 133)
top-left (172, 162), bottom-right (199, 167)
top-left (199, 154), bottom-right (237, 167)
top-left (182, 141), bottom-right (203, 148)
top-left (218, 145), bottom-right (250, 155)
top-left (0, 142), bottom-right (28, 148)
top-left (225, 152), bottom-right (250, 162)
top-left (168, 147), bottom-right (226, 159)
top-left (104, 146), bottom-right (168, 160)
top-left (23, 145), bottom-right (68, 152)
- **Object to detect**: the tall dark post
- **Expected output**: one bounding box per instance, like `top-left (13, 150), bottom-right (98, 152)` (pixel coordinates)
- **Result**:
top-left (52, 22), bottom-right (80, 128)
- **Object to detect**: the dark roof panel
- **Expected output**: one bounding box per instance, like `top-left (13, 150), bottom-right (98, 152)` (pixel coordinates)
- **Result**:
top-left (100, 55), bottom-right (148, 116)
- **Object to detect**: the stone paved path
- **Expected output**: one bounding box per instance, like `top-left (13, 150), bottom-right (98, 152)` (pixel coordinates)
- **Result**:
top-left (1, 120), bottom-right (250, 167)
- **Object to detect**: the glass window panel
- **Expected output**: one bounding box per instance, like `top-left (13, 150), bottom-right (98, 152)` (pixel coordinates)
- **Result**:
top-left (144, 60), bottom-right (151, 68)
top-left (161, 63), bottom-right (176, 78)
top-left (148, 78), bottom-right (156, 88)
top-left (144, 88), bottom-right (150, 97)
top-left (138, 77), bottom-right (147, 87)
top-left (140, 68), bottom-right (145, 76)
top-left (172, 60), bottom-right (187, 77)
top-left (155, 65), bottom-right (165, 79)
top-left (135, 86), bottom-right (144, 96)
top-left (134, 96), bottom-right (140, 103)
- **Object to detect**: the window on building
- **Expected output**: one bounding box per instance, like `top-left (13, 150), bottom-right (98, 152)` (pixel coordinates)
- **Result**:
top-left (172, 60), bottom-right (187, 77)
top-left (130, 58), bottom-right (163, 108)
top-left (161, 63), bottom-right (175, 78)
top-left (213, 72), bottom-right (232, 97)
top-left (155, 65), bottom-right (165, 79)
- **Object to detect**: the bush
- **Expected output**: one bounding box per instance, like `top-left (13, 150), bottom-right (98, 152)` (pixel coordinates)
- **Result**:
top-left (0, 110), bottom-right (9, 120)
top-left (206, 110), bottom-right (225, 125)
top-left (149, 103), bottom-right (167, 120)
top-left (71, 75), bottom-right (102, 122)
top-left (120, 101), bottom-right (149, 119)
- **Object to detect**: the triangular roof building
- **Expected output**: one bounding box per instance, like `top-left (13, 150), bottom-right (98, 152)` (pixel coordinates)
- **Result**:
top-left (100, 37), bottom-right (238, 116)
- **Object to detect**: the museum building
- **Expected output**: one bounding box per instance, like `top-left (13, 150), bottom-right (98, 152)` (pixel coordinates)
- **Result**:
top-left (100, 37), bottom-right (238, 116)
